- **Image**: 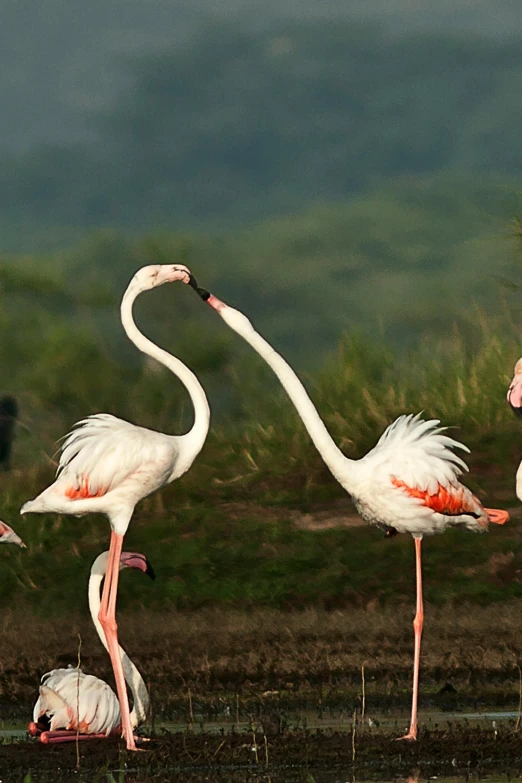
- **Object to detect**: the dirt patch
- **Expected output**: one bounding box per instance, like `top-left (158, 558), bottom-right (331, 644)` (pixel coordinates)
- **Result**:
top-left (1, 603), bottom-right (522, 727)
top-left (217, 498), bottom-right (363, 530)
top-left (218, 499), bottom-right (522, 531)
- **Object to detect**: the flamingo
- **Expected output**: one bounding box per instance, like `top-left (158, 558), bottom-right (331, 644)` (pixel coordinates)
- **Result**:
top-left (183, 271), bottom-right (509, 741)
top-left (0, 521), bottom-right (25, 548)
top-left (506, 358), bottom-right (522, 500)
top-left (29, 550), bottom-right (154, 744)
top-left (21, 264), bottom-right (210, 750)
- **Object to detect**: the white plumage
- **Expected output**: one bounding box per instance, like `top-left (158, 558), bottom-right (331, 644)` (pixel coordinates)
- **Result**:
top-left (0, 521), bottom-right (25, 548)
top-left (187, 277), bottom-right (509, 743)
top-left (196, 290), bottom-right (506, 540)
top-left (22, 264), bottom-right (209, 751)
top-left (34, 668), bottom-right (121, 736)
top-left (350, 414), bottom-right (487, 537)
top-left (30, 550), bottom-right (152, 743)
top-left (25, 414), bottom-right (183, 520)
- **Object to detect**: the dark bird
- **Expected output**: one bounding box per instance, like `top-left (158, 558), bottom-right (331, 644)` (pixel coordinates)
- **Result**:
top-left (0, 396), bottom-right (18, 471)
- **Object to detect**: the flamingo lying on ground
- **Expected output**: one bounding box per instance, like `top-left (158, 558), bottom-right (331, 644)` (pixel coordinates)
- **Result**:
top-left (21, 265), bottom-right (210, 750)
top-left (506, 358), bottom-right (522, 501)
top-left (182, 269), bottom-right (509, 741)
top-left (29, 550), bottom-right (154, 744)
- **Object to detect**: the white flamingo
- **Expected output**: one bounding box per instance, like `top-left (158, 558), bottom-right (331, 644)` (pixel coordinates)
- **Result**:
top-left (0, 521), bottom-right (25, 548)
top-left (507, 358), bottom-right (522, 500)
top-left (184, 272), bottom-right (509, 741)
top-left (21, 264), bottom-right (210, 750)
top-left (29, 550), bottom-right (154, 744)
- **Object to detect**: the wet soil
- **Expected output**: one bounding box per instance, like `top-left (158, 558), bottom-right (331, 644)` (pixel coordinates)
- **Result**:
top-left (3, 603), bottom-right (522, 780)
top-left (3, 726), bottom-right (522, 783)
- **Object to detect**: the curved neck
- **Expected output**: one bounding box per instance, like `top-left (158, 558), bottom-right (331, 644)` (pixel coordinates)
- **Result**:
top-left (219, 305), bottom-right (356, 491)
top-left (89, 571), bottom-right (149, 727)
top-left (121, 284), bottom-right (210, 456)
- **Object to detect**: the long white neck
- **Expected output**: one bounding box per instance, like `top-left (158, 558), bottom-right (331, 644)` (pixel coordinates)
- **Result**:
top-left (88, 567), bottom-right (149, 728)
top-left (215, 301), bottom-right (357, 492)
top-left (121, 283), bottom-right (210, 459)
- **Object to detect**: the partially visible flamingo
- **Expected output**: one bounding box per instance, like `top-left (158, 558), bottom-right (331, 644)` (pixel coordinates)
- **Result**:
top-left (506, 358), bottom-right (522, 501)
top-left (21, 264), bottom-right (210, 750)
top-left (183, 271), bottom-right (509, 741)
top-left (29, 550), bottom-right (154, 744)
top-left (0, 521), bottom-right (25, 548)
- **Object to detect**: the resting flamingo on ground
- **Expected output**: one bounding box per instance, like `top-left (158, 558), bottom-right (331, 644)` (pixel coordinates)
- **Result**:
top-left (29, 550), bottom-right (154, 744)
top-left (21, 265), bottom-right (210, 751)
top-left (506, 358), bottom-right (522, 501)
top-left (181, 270), bottom-right (509, 741)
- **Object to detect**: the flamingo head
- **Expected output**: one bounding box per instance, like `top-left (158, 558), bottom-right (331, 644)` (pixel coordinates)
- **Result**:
top-left (507, 358), bottom-right (522, 416)
top-left (131, 264), bottom-right (196, 292)
top-left (0, 521), bottom-right (26, 548)
top-left (120, 551), bottom-right (156, 580)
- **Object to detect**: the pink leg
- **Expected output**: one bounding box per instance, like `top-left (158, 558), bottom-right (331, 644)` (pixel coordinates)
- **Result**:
top-left (38, 730), bottom-right (145, 745)
top-left (99, 532), bottom-right (118, 622)
top-left (99, 531), bottom-right (137, 751)
top-left (396, 536), bottom-right (424, 741)
top-left (38, 730), bottom-right (115, 744)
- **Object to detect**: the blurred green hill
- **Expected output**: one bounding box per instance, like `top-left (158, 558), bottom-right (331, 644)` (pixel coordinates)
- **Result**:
top-left (3, 20), bottom-right (522, 241)
top-left (3, 171), bottom-right (518, 351)
top-left (3, 1), bottom-right (522, 153)
top-left (1, 171), bottom-right (520, 451)
top-left (1, 17), bottom-right (522, 460)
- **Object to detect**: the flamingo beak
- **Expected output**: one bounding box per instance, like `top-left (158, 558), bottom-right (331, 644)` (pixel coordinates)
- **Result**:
top-left (187, 273), bottom-right (211, 301)
top-left (120, 552), bottom-right (156, 580)
top-left (507, 373), bottom-right (522, 417)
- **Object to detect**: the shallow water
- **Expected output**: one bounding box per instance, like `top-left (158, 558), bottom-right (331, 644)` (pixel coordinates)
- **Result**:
top-left (1, 707), bottom-right (516, 739)
top-left (147, 706), bottom-right (522, 735)
top-left (2, 709), bottom-right (522, 783)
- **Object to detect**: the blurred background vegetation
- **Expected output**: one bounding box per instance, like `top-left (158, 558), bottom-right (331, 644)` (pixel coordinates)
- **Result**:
top-left (1, 2), bottom-right (522, 613)
top-left (4, 16), bottom-right (522, 242)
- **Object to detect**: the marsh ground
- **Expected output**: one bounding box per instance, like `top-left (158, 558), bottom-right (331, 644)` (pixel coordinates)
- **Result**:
top-left (2, 599), bottom-right (522, 780)
top-left (0, 421), bottom-right (519, 781)
top-left (6, 727), bottom-right (522, 783)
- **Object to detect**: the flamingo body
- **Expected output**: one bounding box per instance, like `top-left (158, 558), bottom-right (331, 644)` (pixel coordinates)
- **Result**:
top-left (33, 669), bottom-right (121, 736)
top-left (30, 550), bottom-right (153, 743)
top-left (22, 264), bottom-right (209, 751)
top-left (184, 273), bottom-right (509, 741)
top-left (22, 414), bottom-right (192, 534)
top-left (0, 521), bottom-right (25, 547)
top-left (348, 414), bottom-right (488, 537)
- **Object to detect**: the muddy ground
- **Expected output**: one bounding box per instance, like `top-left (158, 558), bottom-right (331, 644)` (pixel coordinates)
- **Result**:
top-left (1, 602), bottom-right (522, 780)
top-left (4, 726), bottom-right (522, 782)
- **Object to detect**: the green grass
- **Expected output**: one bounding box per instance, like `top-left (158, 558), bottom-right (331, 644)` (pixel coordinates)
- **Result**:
top-left (1, 310), bottom-right (519, 617)
top-left (8, 498), bottom-right (518, 615)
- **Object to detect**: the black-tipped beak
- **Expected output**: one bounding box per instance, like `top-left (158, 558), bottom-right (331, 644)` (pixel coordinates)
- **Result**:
top-left (509, 402), bottom-right (522, 418)
top-left (196, 286), bottom-right (211, 301)
top-left (187, 273), bottom-right (211, 301)
top-left (145, 560), bottom-right (156, 581)
top-left (187, 272), bottom-right (199, 290)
